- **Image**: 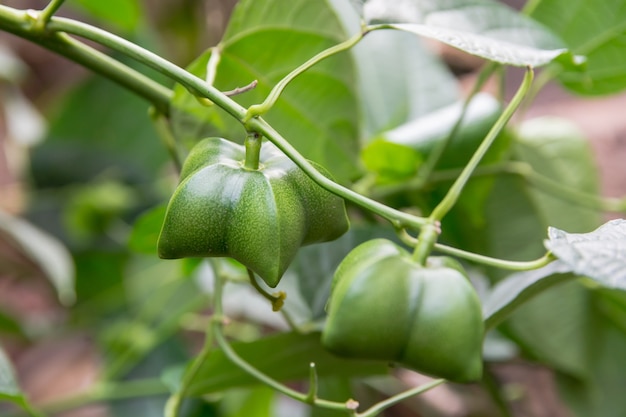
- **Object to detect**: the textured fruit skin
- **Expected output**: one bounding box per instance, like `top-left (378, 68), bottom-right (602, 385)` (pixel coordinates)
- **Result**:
top-left (322, 239), bottom-right (484, 383)
top-left (158, 137), bottom-right (349, 287)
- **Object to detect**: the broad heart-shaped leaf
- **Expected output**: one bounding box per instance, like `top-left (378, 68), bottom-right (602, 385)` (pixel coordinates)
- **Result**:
top-left (360, 92), bottom-right (503, 185)
top-left (556, 288), bottom-right (626, 416)
top-left (351, 29), bottom-right (459, 140)
top-left (128, 204), bottom-right (167, 254)
top-left (291, 224), bottom-right (398, 319)
top-left (170, 0), bottom-right (359, 183)
top-left (69, 0), bottom-right (143, 32)
top-left (360, 0), bottom-right (582, 68)
top-left (0, 211), bottom-right (75, 305)
top-left (514, 116), bottom-right (601, 233)
top-left (545, 219), bottom-right (626, 289)
top-left (483, 261), bottom-right (576, 330)
top-left (504, 279), bottom-right (593, 378)
top-left (176, 331), bottom-right (388, 397)
top-left (529, 0), bottom-right (626, 95)
top-left (329, 0), bottom-right (460, 141)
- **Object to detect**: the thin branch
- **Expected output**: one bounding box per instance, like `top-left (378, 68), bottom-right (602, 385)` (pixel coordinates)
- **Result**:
top-left (411, 68), bottom-right (534, 263)
top-left (224, 80), bottom-right (258, 97)
top-left (44, 15), bottom-right (247, 121)
top-left (34, 0), bottom-right (67, 29)
top-left (356, 379), bottom-right (446, 417)
top-left (248, 117), bottom-right (430, 231)
top-left (243, 30), bottom-right (369, 122)
top-left (430, 68), bottom-right (535, 222)
top-left (212, 273), bottom-right (355, 413)
top-left (0, 5), bottom-right (171, 114)
top-left (5, 379), bottom-right (169, 417)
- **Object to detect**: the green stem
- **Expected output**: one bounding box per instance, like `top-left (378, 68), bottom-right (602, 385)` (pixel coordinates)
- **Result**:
top-left (103, 292), bottom-right (208, 380)
top-left (248, 118), bottom-right (429, 230)
top-left (430, 68), bottom-right (534, 222)
top-left (0, 6), bottom-right (429, 231)
top-left (305, 363), bottom-right (319, 404)
top-left (430, 161), bottom-right (626, 213)
top-left (149, 107), bottom-right (183, 172)
top-left (6, 379), bottom-right (169, 417)
top-left (481, 369), bottom-right (514, 417)
top-left (411, 223), bottom-right (440, 266)
top-left (521, 65), bottom-right (559, 116)
top-left (417, 62), bottom-right (499, 183)
top-left (212, 273), bottom-right (354, 413)
top-left (506, 161), bottom-right (626, 212)
top-left (247, 268), bottom-right (286, 312)
top-left (355, 379), bottom-right (446, 417)
top-left (165, 329), bottom-right (214, 417)
top-left (34, 0), bottom-right (66, 29)
top-left (398, 228), bottom-right (557, 271)
top-left (0, 5), bottom-right (172, 114)
top-left (244, 132), bottom-right (262, 170)
top-left (521, 0), bottom-right (542, 14)
top-left (44, 15), bottom-right (247, 121)
top-left (16, 400), bottom-right (43, 417)
top-left (244, 30), bottom-right (369, 122)
top-left (434, 244), bottom-right (555, 270)
top-left (214, 270), bottom-right (445, 417)
top-left (410, 69), bottom-right (533, 267)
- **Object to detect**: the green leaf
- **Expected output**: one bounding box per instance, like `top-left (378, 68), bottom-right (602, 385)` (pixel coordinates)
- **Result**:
top-left (0, 310), bottom-right (25, 338)
top-left (0, 346), bottom-right (40, 416)
top-left (72, 251), bottom-right (128, 320)
top-left (100, 257), bottom-right (206, 378)
top-left (595, 288), bottom-right (626, 336)
top-left (185, 331), bottom-right (388, 396)
top-left (128, 204), bottom-right (167, 254)
top-left (483, 261), bottom-right (576, 330)
top-left (529, 0), bottom-right (626, 95)
top-left (63, 180), bottom-right (137, 242)
top-left (70, 0), bottom-right (143, 32)
top-left (503, 280), bottom-right (592, 378)
top-left (458, 116), bottom-right (600, 266)
top-left (361, 0), bottom-right (581, 67)
top-left (361, 140), bottom-right (422, 183)
top-left (375, 92), bottom-right (502, 170)
top-left (545, 219), bottom-right (626, 289)
top-left (220, 386), bottom-right (275, 417)
top-left (171, 0), bottom-right (359, 182)
top-left (514, 116), bottom-right (601, 233)
top-left (291, 225), bottom-right (398, 319)
top-left (556, 290), bottom-right (626, 416)
top-left (0, 210), bottom-right (75, 305)
top-left (351, 29), bottom-right (459, 139)
top-left (32, 75), bottom-right (169, 185)
top-left (0, 346), bottom-right (21, 402)
top-left (311, 377), bottom-right (354, 417)
top-left (477, 177), bottom-right (548, 264)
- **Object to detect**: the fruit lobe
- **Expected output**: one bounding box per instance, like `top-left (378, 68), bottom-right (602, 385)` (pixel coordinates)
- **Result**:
top-left (158, 137), bottom-right (349, 287)
top-left (322, 239), bottom-right (484, 382)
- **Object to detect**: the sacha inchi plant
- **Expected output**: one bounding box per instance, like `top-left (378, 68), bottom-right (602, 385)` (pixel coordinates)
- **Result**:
top-left (1, 0), bottom-right (626, 417)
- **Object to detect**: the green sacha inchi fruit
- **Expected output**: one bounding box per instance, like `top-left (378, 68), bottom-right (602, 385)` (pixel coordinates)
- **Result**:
top-left (158, 137), bottom-right (349, 287)
top-left (322, 239), bottom-right (484, 383)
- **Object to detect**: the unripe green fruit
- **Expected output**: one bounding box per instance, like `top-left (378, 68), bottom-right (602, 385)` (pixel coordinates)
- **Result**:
top-left (322, 239), bottom-right (484, 382)
top-left (158, 137), bottom-right (349, 287)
